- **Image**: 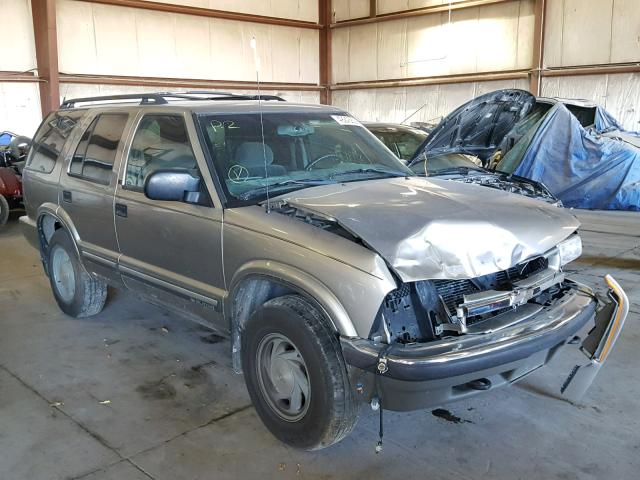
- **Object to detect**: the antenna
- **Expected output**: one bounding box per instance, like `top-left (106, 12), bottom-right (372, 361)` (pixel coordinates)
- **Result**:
top-left (251, 37), bottom-right (271, 213)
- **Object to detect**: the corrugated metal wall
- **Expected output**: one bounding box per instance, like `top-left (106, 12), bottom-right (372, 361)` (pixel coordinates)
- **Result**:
top-left (331, 0), bottom-right (640, 131)
top-left (332, 0), bottom-right (534, 83)
top-left (540, 0), bottom-right (640, 131)
top-left (2, 0), bottom-right (640, 135)
top-left (56, 0), bottom-right (319, 83)
top-left (152, 0), bottom-right (319, 22)
top-left (1, 0), bottom-right (41, 134)
top-left (0, 0), bottom-right (320, 136)
top-left (333, 78), bottom-right (529, 123)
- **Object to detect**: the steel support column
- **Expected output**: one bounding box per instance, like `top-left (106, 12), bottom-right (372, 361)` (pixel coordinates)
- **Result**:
top-left (31, 0), bottom-right (60, 116)
top-left (529, 0), bottom-right (546, 95)
top-left (319, 0), bottom-right (332, 104)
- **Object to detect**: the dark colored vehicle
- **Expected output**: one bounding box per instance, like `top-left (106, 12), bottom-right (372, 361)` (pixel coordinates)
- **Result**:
top-left (365, 122), bottom-right (558, 204)
top-left (0, 131), bottom-right (29, 224)
top-left (414, 89), bottom-right (640, 210)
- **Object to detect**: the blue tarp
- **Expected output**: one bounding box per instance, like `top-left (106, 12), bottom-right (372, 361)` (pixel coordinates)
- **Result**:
top-left (512, 103), bottom-right (640, 210)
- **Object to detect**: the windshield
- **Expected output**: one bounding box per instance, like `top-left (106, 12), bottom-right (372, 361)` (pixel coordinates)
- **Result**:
top-left (198, 112), bottom-right (412, 205)
top-left (367, 126), bottom-right (427, 160)
top-left (409, 152), bottom-right (484, 175)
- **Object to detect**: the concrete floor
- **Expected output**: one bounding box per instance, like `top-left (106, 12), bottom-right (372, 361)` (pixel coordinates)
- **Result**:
top-left (1, 211), bottom-right (639, 480)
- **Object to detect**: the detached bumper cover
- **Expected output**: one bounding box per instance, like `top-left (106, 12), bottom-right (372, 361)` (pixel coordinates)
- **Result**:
top-left (342, 282), bottom-right (597, 382)
top-left (561, 274), bottom-right (630, 401)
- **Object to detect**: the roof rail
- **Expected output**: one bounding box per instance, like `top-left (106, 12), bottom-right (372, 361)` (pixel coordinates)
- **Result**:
top-left (59, 91), bottom-right (286, 109)
top-left (60, 93), bottom-right (169, 109)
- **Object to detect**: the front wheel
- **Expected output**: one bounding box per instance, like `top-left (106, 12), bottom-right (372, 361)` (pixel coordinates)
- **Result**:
top-left (241, 294), bottom-right (359, 450)
top-left (46, 229), bottom-right (107, 317)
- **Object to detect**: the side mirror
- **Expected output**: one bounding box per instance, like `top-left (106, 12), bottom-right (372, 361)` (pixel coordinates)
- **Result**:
top-left (144, 169), bottom-right (202, 203)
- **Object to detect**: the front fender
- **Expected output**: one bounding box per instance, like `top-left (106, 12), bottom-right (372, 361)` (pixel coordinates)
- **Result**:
top-left (229, 260), bottom-right (358, 338)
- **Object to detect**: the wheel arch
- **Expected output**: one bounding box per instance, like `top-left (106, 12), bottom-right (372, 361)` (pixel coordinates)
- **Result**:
top-left (36, 204), bottom-right (81, 273)
top-left (227, 260), bottom-right (358, 373)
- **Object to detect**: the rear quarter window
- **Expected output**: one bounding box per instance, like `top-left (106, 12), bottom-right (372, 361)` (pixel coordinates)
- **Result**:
top-left (27, 111), bottom-right (85, 173)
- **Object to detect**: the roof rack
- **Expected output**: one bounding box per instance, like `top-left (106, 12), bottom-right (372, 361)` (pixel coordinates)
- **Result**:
top-left (59, 91), bottom-right (286, 109)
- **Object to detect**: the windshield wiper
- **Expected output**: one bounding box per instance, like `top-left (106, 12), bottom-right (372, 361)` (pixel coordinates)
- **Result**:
top-left (238, 179), bottom-right (332, 200)
top-left (329, 167), bottom-right (407, 179)
top-left (427, 166), bottom-right (485, 176)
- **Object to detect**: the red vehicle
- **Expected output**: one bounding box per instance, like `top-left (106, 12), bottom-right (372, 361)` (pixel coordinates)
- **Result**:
top-left (0, 131), bottom-right (29, 225)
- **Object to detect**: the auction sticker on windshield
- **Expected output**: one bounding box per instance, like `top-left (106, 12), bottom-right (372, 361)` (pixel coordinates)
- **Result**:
top-left (331, 115), bottom-right (363, 127)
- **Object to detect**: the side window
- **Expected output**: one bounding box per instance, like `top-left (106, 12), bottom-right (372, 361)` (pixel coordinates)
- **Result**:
top-left (70, 113), bottom-right (128, 185)
top-left (27, 111), bottom-right (84, 173)
top-left (125, 115), bottom-right (199, 190)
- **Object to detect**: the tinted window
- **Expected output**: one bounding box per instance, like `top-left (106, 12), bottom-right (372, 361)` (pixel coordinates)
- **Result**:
top-left (125, 115), bottom-right (198, 189)
top-left (28, 111), bottom-right (84, 173)
top-left (70, 113), bottom-right (128, 184)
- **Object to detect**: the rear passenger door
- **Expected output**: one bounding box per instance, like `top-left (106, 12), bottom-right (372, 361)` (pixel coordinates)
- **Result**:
top-left (60, 112), bottom-right (130, 284)
top-left (114, 112), bottom-right (226, 329)
top-left (23, 110), bottom-right (85, 215)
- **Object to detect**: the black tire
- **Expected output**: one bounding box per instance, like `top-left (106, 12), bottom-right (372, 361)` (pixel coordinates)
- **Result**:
top-left (46, 229), bottom-right (107, 317)
top-left (0, 195), bottom-right (9, 225)
top-left (241, 294), bottom-right (359, 450)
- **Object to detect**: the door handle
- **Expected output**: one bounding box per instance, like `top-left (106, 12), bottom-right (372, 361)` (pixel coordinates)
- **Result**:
top-left (115, 203), bottom-right (128, 218)
top-left (62, 190), bottom-right (72, 203)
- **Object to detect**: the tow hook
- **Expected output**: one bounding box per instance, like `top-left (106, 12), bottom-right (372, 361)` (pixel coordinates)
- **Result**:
top-left (467, 378), bottom-right (492, 391)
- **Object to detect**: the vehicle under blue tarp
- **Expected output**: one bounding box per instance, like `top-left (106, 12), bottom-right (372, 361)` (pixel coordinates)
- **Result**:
top-left (500, 103), bottom-right (640, 210)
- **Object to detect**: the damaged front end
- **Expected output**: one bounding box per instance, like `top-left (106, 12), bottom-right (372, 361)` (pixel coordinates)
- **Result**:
top-left (341, 235), bottom-right (625, 410)
top-left (370, 249), bottom-right (563, 343)
top-left (342, 270), bottom-right (626, 411)
top-left (272, 178), bottom-right (627, 410)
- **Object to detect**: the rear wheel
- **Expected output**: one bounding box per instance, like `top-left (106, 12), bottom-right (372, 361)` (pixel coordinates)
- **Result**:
top-left (46, 229), bottom-right (107, 317)
top-left (0, 196), bottom-right (9, 225)
top-left (241, 294), bottom-right (359, 450)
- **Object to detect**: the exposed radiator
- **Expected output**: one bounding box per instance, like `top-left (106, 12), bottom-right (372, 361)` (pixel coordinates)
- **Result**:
top-left (433, 256), bottom-right (549, 316)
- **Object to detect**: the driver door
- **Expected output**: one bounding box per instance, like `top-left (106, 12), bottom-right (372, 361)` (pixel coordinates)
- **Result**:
top-left (114, 111), bottom-right (226, 330)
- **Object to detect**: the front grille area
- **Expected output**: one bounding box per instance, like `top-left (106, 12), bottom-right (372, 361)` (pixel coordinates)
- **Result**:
top-left (434, 256), bottom-right (549, 317)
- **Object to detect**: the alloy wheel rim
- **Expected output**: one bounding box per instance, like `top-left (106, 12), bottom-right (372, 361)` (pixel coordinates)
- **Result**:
top-left (256, 333), bottom-right (310, 422)
top-left (51, 247), bottom-right (75, 303)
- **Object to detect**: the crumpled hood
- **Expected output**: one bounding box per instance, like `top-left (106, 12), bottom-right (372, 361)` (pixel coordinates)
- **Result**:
top-left (277, 177), bottom-right (579, 282)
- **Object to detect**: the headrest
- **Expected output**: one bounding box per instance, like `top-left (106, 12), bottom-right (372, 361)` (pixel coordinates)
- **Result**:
top-left (234, 142), bottom-right (274, 167)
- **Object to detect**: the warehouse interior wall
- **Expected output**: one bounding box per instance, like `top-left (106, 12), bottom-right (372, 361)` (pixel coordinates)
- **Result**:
top-left (1, 0), bottom-right (40, 135)
top-left (1, 0), bottom-right (321, 137)
top-left (331, 0), bottom-right (640, 131)
top-left (2, 0), bottom-right (640, 137)
top-left (540, 0), bottom-right (640, 130)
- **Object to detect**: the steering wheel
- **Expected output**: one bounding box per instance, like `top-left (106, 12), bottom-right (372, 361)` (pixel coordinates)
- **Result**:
top-left (306, 154), bottom-right (341, 171)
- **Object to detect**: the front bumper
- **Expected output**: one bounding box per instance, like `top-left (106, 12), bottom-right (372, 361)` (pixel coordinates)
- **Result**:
top-left (341, 280), bottom-right (611, 411)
